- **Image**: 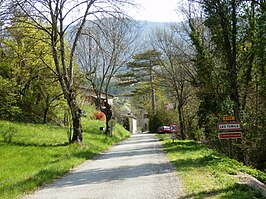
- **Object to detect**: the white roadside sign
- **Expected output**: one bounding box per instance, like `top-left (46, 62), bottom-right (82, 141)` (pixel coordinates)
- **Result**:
top-left (217, 122), bottom-right (241, 131)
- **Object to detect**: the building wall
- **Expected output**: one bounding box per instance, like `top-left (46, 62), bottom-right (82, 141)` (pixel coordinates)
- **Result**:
top-left (130, 118), bottom-right (137, 134)
top-left (138, 109), bottom-right (149, 132)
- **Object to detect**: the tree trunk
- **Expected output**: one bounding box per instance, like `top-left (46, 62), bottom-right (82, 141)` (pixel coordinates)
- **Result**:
top-left (66, 91), bottom-right (83, 143)
top-left (150, 64), bottom-right (156, 114)
top-left (178, 104), bottom-right (185, 140)
top-left (230, 0), bottom-right (240, 122)
top-left (101, 100), bottom-right (112, 136)
top-left (71, 112), bottom-right (83, 143)
top-left (219, 0), bottom-right (240, 122)
top-left (43, 107), bottom-right (48, 124)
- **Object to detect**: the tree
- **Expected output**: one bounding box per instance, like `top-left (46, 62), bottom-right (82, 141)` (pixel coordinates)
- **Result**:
top-left (151, 25), bottom-right (192, 140)
top-left (200, 0), bottom-right (242, 121)
top-left (184, 0), bottom-right (266, 169)
top-left (0, 16), bottom-right (64, 122)
top-left (120, 50), bottom-right (161, 114)
top-left (76, 17), bottom-right (139, 135)
top-left (8, 0), bottom-right (135, 142)
top-left (181, 3), bottom-right (224, 140)
top-left (129, 83), bottom-right (177, 132)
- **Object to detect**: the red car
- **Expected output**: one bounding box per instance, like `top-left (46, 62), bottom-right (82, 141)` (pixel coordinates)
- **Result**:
top-left (157, 126), bottom-right (172, 134)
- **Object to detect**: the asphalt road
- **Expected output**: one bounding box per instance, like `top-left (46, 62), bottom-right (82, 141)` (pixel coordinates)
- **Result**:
top-left (24, 133), bottom-right (182, 199)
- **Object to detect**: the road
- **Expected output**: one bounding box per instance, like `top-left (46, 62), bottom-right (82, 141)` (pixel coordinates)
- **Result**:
top-left (24, 133), bottom-right (182, 199)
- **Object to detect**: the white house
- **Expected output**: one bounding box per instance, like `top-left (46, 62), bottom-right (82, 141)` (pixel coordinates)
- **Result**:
top-left (127, 113), bottom-right (138, 134)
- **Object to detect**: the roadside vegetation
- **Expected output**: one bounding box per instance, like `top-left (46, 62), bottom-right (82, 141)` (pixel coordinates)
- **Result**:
top-left (157, 134), bottom-right (266, 199)
top-left (0, 119), bottom-right (131, 199)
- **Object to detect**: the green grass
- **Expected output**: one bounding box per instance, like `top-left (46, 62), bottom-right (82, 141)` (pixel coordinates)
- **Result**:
top-left (157, 134), bottom-right (266, 199)
top-left (0, 119), bottom-right (131, 199)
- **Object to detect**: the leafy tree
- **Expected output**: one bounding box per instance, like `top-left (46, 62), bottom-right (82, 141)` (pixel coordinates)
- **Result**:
top-left (130, 84), bottom-right (177, 132)
top-left (7, 0), bottom-right (135, 142)
top-left (237, 0), bottom-right (266, 169)
top-left (201, 0), bottom-right (241, 122)
top-left (184, 0), bottom-right (266, 169)
top-left (0, 17), bottom-right (64, 122)
top-left (118, 49), bottom-right (181, 132)
top-left (0, 77), bottom-right (19, 119)
top-left (182, 4), bottom-right (227, 141)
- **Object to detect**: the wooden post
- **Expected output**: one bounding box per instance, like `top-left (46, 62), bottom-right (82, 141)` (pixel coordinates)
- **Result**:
top-left (229, 139), bottom-right (233, 158)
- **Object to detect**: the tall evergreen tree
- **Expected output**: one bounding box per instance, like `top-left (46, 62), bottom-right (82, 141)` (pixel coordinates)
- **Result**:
top-left (119, 50), bottom-right (161, 115)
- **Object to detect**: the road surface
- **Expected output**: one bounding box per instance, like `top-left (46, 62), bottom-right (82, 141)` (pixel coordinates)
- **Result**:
top-left (24, 133), bottom-right (182, 199)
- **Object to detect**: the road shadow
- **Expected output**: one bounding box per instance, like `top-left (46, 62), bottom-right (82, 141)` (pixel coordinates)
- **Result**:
top-left (43, 161), bottom-right (175, 188)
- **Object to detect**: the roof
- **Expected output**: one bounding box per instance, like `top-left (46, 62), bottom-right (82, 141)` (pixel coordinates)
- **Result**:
top-left (79, 87), bottom-right (115, 99)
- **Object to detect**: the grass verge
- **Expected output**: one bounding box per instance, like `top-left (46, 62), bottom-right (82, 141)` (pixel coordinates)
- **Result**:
top-left (157, 134), bottom-right (266, 199)
top-left (0, 119), bottom-right (131, 199)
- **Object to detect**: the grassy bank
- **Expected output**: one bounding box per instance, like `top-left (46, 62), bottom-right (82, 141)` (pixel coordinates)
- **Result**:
top-left (0, 119), bottom-right (131, 199)
top-left (157, 134), bottom-right (266, 199)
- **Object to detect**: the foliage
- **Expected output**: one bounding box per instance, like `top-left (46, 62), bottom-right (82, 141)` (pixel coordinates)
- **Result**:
top-left (0, 19), bottom-right (64, 123)
top-left (0, 76), bottom-right (21, 119)
top-left (184, 0), bottom-right (266, 170)
top-left (119, 49), bottom-right (161, 86)
top-left (2, 0), bottom-right (136, 142)
top-left (0, 121), bottom-right (18, 143)
top-left (119, 49), bottom-right (161, 113)
top-left (0, 119), bottom-right (131, 198)
top-left (149, 110), bottom-right (176, 132)
top-left (149, 90), bottom-right (177, 132)
top-left (119, 50), bottom-right (173, 132)
top-left (94, 111), bottom-right (106, 121)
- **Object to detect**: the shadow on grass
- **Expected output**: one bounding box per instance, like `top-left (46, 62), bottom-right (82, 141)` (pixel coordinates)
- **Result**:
top-left (163, 140), bottom-right (228, 167)
top-left (170, 157), bottom-right (208, 171)
top-left (1, 150), bottom-right (100, 198)
top-left (169, 150), bottom-right (229, 172)
top-left (0, 140), bottom-right (69, 147)
top-left (179, 184), bottom-right (264, 199)
top-left (163, 140), bottom-right (204, 153)
top-left (0, 168), bottom-right (67, 198)
top-left (72, 150), bottom-right (99, 160)
top-left (162, 139), bottom-right (265, 198)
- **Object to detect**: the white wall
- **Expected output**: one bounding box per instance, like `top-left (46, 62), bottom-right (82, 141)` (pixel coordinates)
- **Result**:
top-left (131, 118), bottom-right (137, 134)
top-left (129, 117), bottom-right (137, 134)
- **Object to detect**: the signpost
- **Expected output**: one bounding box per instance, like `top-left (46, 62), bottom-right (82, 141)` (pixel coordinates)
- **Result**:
top-left (170, 124), bottom-right (178, 143)
top-left (217, 122), bottom-right (241, 131)
top-left (217, 116), bottom-right (242, 158)
top-left (222, 116), bottom-right (235, 121)
top-left (170, 124), bottom-right (178, 132)
top-left (108, 119), bottom-right (116, 136)
top-left (218, 132), bottom-right (242, 139)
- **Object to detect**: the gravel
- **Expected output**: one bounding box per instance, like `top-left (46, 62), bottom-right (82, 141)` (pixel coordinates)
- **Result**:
top-left (23, 133), bottom-right (182, 199)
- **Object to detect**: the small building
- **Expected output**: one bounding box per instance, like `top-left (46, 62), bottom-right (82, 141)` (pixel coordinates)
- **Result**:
top-left (79, 87), bottom-right (114, 107)
top-left (116, 112), bottom-right (138, 134)
top-left (127, 113), bottom-right (138, 134)
top-left (138, 109), bottom-right (149, 132)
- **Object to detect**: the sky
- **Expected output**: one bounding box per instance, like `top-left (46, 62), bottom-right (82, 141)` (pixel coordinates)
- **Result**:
top-left (129, 0), bottom-right (186, 22)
